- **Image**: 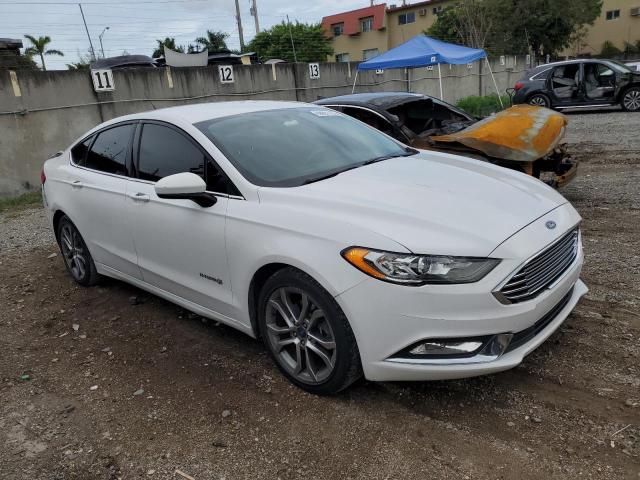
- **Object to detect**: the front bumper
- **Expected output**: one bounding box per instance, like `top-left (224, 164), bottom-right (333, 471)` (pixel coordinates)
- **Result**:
top-left (336, 204), bottom-right (587, 382)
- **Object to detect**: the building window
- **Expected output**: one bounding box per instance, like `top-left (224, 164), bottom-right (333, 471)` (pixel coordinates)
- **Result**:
top-left (433, 6), bottom-right (443, 14)
top-left (605, 9), bottom-right (620, 20)
top-left (398, 12), bottom-right (416, 25)
top-left (361, 16), bottom-right (374, 32)
top-left (332, 23), bottom-right (344, 37)
top-left (335, 53), bottom-right (350, 63)
top-left (363, 48), bottom-right (379, 60)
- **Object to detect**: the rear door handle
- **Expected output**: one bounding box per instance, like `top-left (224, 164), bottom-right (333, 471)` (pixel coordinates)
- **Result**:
top-left (71, 180), bottom-right (83, 189)
top-left (129, 192), bottom-right (150, 203)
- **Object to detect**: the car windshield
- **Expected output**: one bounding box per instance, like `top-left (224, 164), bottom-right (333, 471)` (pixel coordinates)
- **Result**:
top-left (195, 107), bottom-right (411, 187)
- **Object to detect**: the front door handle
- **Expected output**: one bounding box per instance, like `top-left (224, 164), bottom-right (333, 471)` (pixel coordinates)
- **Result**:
top-left (71, 180), bottom-right (83, 189)
top-left (129, 192), bottom-right (150, 203)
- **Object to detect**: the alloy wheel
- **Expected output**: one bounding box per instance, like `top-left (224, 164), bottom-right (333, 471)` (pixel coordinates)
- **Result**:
top-left (529, 95), bottom-right (548, 107)
top-left (60, 224), bottom-right (87, 281)
top-left (265, 287), bottom-right (337, 385)
top-left (623, 90), bottom-right (640, 111)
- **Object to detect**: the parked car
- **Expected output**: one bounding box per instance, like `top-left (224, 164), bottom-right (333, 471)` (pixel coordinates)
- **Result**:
top-left (89, 55), bottom-right (157, 70)
top-left (512, 58), bottom-right (640, 112)
top-left (42, 101), bottom-right (587, 394)
top-left (315, 92), bottom-right (577, 188)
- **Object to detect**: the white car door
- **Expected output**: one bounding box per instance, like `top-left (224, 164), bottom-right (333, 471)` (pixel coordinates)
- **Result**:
top-left (66, 122), bottom-right (141, 279)
top-left (125, 121), bottom-right (238, 317)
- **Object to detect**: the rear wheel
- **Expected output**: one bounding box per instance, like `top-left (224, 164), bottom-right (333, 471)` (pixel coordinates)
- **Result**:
top-left (528, 93), bottom-right (551, 108)
top-left (56, 215), bottom-right (99, 286)
top-left (257, 268), bottom-right (362, 395)
top-left (621, 87), bottom-right (640, 112)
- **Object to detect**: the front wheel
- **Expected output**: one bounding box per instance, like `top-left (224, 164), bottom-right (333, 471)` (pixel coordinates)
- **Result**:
top-left (621, 87), bottom-right (640, 112)
top-left (528, 93), bottom-right (551, 108)
top-left (56, 215), bottom-right (99, 286)
top-left (257, 268), bottom-right (362, 395)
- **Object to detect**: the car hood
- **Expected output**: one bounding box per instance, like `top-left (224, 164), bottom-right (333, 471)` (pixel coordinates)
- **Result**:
top-left (428, 105), bottom-right (567, 162)
top-left (259, 152), bottom-right (568, 256)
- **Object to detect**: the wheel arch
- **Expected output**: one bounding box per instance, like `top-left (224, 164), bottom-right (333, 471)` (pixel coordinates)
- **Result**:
top-left (52, 209), bottom-right (68, 241)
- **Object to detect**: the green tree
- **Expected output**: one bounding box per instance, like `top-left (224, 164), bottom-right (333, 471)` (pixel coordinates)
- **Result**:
top-left (600, 40), bottom-right (622, 57)
top-left (152, 37), bottom-right (185, 58)
top-left (427, 0), bottom-right (602, 56)
top-left (247, 22), bottom-right (333, 62)
top-left (195, 30), bottom-right (228, 53)
top-left (427, 1), bottom-right (493, 50)
top-left (23, 34), bottom-right (64, 71)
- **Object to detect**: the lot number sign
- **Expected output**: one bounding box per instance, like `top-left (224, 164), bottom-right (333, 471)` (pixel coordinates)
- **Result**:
top-left (91, 69), bottom-right (115, 92)
top-left (309, 63), bottom-right (320, 79)
top-left (218, 65), bottom-right (235, 84)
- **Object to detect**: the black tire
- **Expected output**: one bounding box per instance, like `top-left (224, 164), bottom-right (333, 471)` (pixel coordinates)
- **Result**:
top-left (257, 267), bottom-right (362, 395)
top-left (56, 215), bottom-right (99, 286)
top-left (527, 93), bottom-right (551, 108)
top-left (621, 86), bottom-right (640, 112)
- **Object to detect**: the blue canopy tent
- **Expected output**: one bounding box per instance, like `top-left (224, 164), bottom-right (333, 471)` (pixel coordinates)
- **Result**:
top-left (354, 35), bottom-right (502, 106)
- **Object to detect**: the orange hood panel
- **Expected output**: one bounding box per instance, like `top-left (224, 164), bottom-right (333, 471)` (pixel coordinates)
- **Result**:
top-left (430, 105), bottom-right (568, 162)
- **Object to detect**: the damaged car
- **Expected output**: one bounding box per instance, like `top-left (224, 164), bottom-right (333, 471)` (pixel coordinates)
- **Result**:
top-left (315, 92), bottom-right (577, 188)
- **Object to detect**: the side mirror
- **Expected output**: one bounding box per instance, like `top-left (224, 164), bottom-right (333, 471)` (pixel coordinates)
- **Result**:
top-left (154, 172), bottom-right (217, 208)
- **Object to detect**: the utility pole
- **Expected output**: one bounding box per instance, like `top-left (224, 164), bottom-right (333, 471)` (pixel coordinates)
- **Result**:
top-left (286, 14), bottom-right (297, 62)
top-left (250, 0), bottom-right (260, 34)
top-left (79, 3), bottom-right (96, 61)
top-left (234, 0), bottom-right (245, 51)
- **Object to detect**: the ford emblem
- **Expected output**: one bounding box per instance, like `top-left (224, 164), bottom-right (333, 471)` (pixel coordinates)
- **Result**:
top-left (545, 221), bottom-right (557, 230)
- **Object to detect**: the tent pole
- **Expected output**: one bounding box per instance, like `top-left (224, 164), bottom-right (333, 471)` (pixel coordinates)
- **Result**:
top-left (351, 70), bottom-right (359, 94)
top-left (486, 58), bottom-right (504, 108)
top-left (437, 63), bottom-right (443, 100)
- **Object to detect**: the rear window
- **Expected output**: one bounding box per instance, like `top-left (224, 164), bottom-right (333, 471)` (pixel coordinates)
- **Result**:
top-left (86, 124), bottom-right (135, 176)
top-left (523, 67), bottom-right (552, 81)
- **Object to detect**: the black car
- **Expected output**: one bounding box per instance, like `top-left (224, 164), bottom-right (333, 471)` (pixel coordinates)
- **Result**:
top-left (512, 59), bottom-right (640, 112)
top-left (315, 92), bottom-right (577, 187)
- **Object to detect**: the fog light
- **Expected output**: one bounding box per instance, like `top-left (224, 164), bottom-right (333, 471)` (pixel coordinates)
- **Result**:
top-left (409, 340), bottom-right (484, 356)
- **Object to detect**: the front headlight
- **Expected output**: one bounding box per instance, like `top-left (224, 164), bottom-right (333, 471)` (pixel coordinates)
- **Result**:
top-left (341, 247), bottom-right (500, 285)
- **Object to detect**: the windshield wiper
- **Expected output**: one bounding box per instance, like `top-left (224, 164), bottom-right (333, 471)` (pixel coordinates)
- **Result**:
top-left (301, 148), bottom-right (419, 185)
top-left (301, 164), bottom-right (363, 185)
top-left (362, 147), bottom-right (419, 166)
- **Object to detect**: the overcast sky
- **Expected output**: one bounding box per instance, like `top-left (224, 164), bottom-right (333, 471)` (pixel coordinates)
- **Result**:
top-left (1, 0), bottom-right (369, 70)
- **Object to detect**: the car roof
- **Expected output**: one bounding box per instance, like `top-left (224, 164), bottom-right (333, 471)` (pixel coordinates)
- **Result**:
top-left (112, 100), bottom-right (309, 125)
top-left (533, 58), bottom-right (615, 70)
top-left (315, 92), bottom-right (425, 108)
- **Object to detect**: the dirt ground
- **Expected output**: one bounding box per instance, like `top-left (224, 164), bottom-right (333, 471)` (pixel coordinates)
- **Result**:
top-left (1, 109), bottom-right (639, 480)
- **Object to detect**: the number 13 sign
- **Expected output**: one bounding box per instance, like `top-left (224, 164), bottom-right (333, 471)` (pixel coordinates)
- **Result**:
top-left (91, 69), bottom-right (115, 92)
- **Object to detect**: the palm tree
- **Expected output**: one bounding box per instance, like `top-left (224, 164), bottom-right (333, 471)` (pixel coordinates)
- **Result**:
top-left (24, 35), bottom-right (63, 71)
top-left (152, 37), bottom-right (184, 58)
top-left (195, 30), bottom-right (228, 53)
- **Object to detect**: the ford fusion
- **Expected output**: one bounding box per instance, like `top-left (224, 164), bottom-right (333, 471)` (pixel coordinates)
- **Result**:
top-left (42, 101), bottom-right (587, 394)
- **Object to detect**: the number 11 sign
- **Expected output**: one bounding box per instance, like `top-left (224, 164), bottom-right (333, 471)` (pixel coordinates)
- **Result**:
top-left (91, 69), bottom-right (115, 92)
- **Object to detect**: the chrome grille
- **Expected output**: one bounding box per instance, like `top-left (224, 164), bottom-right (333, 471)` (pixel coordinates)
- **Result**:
top-left (498, 228), bottom-right (579, 303)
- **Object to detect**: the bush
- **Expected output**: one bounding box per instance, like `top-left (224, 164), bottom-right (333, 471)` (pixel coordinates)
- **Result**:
top-left (456, 94), bottom-right (510, 117)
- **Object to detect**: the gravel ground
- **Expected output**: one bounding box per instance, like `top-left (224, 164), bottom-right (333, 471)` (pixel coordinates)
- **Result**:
top-left (0, 207), bottom-right (52, 252)
top-left (0, 110), bottom-right (638, 480)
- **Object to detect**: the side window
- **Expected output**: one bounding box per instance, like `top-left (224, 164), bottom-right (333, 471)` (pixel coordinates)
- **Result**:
top-left (86, 124), bottom-right (134, 175)
top-left (138, 123), bottom-right (238, 195)
top-left (71, 136), bottom-right (93, 167)
top-left (138, 124), bottom-right (205, 182)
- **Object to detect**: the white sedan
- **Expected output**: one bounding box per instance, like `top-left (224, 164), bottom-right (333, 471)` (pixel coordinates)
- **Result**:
top-left (42, 101), bottom-right (587, 394)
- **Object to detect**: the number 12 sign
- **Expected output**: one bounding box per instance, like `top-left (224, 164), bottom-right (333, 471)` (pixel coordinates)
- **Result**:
top-left (218, 65), bottom-right (235, 84)
top-left (91, 69), bottom-right (115, 92)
